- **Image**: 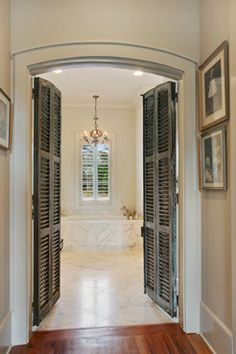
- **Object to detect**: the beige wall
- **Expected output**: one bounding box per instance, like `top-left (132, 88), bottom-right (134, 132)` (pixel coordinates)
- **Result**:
top-left (200, 0), bottom-right (233, 353)
top-left (0, 0), bottom-right (11, 352)
top-left (10, 0), bottom-right (199, 61)
top-left (12, 0), bottom-right (236, 350)
top-left (229, 0), bottom-right (236, 352)
top-left (61, 105), bottom-right (136, 216)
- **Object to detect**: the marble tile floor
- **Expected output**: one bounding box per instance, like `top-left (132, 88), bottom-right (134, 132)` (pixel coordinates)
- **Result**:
top-left (38, 247), bottom-right (172, 330)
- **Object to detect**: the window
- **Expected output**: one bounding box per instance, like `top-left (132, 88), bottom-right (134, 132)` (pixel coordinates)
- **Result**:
top-left (81, 142), bottom-right (110, 201)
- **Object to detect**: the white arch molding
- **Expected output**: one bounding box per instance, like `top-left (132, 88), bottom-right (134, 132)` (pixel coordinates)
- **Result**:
top-left (10, 42), bottom-right (201, 344)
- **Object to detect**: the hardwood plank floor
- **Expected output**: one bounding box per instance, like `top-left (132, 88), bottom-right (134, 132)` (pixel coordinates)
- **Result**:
top-left (10, 324), bottom-right (212, 354)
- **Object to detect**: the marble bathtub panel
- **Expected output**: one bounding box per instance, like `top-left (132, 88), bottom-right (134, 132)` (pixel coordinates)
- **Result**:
top-left (96, 223), bottom-right (121, 247)
top-left (61, 218), bottom-right (143, 251)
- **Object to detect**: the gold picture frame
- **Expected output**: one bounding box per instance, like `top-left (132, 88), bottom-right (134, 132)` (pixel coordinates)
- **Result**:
top-left (199, 41), bottom-right (229, 131)
top-left (0, 88), bottom-right (11, 150)
top-left (200, 125), bottom-right (227, 191)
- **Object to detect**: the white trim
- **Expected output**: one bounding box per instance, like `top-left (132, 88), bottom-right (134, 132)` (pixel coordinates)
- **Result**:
top-left (200, 334), bottom-right (217, 354)
top-left (200, 301), bottom-right (233, 354)
top-left (10, 42), bottom-right (200, 344)
top-left (11, 41), bottom-right (198, 64)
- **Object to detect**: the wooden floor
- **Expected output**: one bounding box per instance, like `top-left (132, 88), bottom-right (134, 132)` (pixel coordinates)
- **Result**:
top-left (10, 324), bottom-right (212, 354)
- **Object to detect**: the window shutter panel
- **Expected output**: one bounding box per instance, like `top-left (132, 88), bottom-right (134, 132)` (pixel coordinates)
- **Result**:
top-left (155, 82), bottom-right (177, 317)
top-left (51, 87), bottom-right (61, 305)
top-left (143, 89), bottom-right (156, 299)
top-left (143, 82), bottom-right (177, 317)
top-left (81, 144), bottom-right (95, 199)
top-left (96, 144), bottom-right (110, 200)
top-left (33, 78), bottom-right (61, 325)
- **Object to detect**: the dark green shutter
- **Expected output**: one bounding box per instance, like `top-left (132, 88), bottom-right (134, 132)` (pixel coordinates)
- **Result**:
top-left (143, 82), bottom-right (177, 317)
top-left (33, 78), bottom-right (61, 325)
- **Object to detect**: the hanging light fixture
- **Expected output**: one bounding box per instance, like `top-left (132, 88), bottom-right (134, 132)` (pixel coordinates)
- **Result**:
top-left (83, 95), bottom-right (108, 145)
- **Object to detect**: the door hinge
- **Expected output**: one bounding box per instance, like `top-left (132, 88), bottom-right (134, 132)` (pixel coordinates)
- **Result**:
top-left (60, 238), bottom-right (64, 251)
top-left (141, 226), bottom-right (145, 238)
top-left (175, 92), bottom-right (178, 103)
top-left (32, 88), bottom-right (35, 98)
top-left (32, 195), bottom-right (34, 220)
top-left (176, 295), bottom-right (179, 306)
top-left (176, 193), bottom-right (179, 205)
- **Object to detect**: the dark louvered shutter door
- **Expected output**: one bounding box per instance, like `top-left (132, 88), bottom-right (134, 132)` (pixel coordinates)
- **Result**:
top-left (155, 82), bottom-right (177, 317)
top-left (143, 82), bottom-right (177, 317)
top-left (143, 89), bottom-right (156, 300)
top-left (33, 78), bottom-right (61, 325)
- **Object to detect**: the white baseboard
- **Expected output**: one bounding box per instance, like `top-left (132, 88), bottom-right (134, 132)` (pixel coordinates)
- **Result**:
top-left (0, 311), bottom-right (11, 354)
top-left (200, 333), bottom-right (217, 354)
top-left (200, 301), bottom-right (233, 354)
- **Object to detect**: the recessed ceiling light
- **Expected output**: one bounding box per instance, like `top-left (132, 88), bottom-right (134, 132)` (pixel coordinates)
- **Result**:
top-left (133, 71), bottom-right (143, 76)
top-left (53, 69), bottom-right (62, 74)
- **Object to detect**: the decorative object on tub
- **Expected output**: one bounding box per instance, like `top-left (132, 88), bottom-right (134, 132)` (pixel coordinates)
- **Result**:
top-left (122, 205), bottom-right (137, 220)
top-left (200, 125), bottom-right (227, 191)
top-left (199, 41), bottom-right (229, 131)
top-left (83, 95), bottom-right (108, 145)
top-left (0, 88), bottom-right (11, 150)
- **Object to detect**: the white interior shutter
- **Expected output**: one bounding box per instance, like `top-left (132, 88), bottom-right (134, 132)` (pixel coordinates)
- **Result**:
top-left (81, 144), bottom-right (95, 200)
top-left (96, 143), bottom-right (110, 200)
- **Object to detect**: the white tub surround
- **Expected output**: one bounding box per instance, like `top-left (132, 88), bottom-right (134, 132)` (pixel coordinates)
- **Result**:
top-left (61, 216), bottom-right (143, 251)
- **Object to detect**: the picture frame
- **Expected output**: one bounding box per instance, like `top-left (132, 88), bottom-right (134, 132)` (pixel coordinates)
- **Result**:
top-left (199, 41), bottom-right (229, 131)
top-left (0, 88), bottom-right (11, 150)
top-left (200, 126), bottom-right (227, 191)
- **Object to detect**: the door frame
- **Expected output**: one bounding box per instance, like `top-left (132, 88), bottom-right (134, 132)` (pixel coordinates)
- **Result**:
top-left (10, 42), bottom-right (201, 345)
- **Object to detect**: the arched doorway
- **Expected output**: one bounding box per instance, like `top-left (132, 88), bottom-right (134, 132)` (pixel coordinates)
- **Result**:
top-left (10, 42), bottom-right (200, 344)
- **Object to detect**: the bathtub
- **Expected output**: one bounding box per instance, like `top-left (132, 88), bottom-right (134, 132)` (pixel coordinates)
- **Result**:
top-left (61, 215), bottom-right (143, 251)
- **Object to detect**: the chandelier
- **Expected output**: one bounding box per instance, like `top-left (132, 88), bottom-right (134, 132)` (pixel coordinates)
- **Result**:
top-left (83, 95), bottom-right (108, 145)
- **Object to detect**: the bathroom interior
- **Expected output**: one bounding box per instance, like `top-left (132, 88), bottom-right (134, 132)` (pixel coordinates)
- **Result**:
top-left (37, 66), bottom-right (174, 330)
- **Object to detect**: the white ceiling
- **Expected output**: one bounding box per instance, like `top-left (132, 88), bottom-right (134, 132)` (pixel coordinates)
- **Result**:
top-left (40, 67), bottom-right (167, 107)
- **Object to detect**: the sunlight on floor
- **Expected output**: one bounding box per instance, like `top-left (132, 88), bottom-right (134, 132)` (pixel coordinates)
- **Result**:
top-left (39, 248), bottom-right (171, 330)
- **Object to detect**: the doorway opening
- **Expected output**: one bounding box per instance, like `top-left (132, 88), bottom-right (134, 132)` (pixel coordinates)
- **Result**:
top-left (32, 66), bottom-right (179, 330)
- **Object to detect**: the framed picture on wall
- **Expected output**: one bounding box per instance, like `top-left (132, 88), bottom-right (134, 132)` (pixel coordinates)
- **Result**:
top-left (0, 88), bottom-right (11, 150)
top-left (199, 41), bottom-right (229, 131)
top-left (200, 126), bottom-right (227, 190)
